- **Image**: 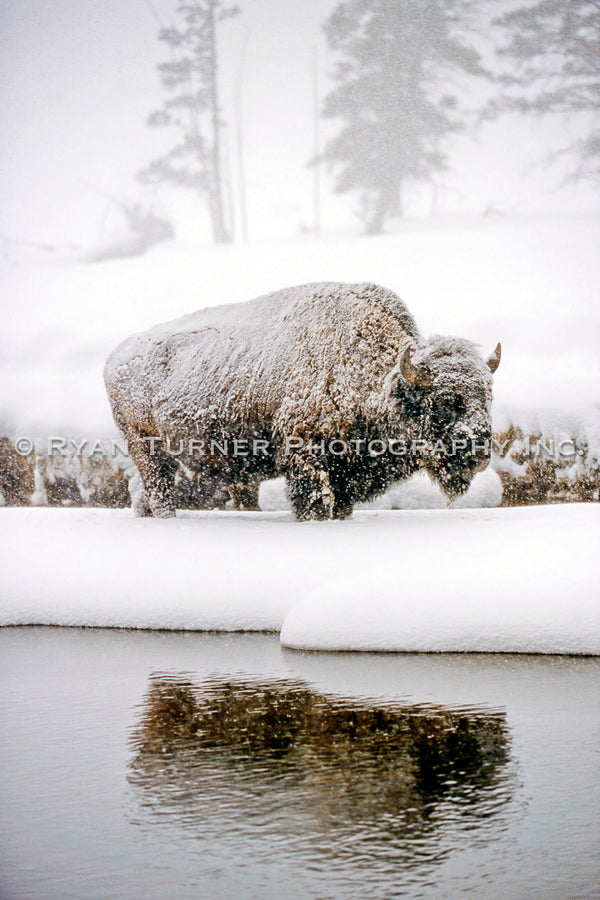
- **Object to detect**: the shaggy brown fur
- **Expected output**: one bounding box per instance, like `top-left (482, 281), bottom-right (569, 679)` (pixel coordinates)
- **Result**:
top-left (104, 282), bottom-right (499, 519)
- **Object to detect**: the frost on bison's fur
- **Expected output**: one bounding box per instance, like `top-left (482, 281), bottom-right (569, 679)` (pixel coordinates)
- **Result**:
top-left (104, 282), bottom-right (501, 520)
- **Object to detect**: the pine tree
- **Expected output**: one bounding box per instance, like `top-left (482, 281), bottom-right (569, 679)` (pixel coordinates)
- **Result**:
top-left (320, 0), bottom-right (488, 234)
top-left (488, 0), bottom-right (600, 185)
top-left (139, 1), bottom-right (239, 244)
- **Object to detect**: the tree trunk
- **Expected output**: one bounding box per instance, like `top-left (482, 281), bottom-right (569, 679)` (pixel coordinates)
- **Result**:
top-left (207, 187), bottom-right (230, 244)
top-left (207, 2), bottom-right (231, 244)
top-left (365, 171), bottom-right (403, 235)
top-left (365, 190), bottom-right (386, 235)
top-left (391, 174), bottom-right (403, 218)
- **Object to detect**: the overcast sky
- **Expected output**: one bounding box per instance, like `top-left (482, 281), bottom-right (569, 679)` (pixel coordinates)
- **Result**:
top-left (1, 0), bottom-right (598, 247)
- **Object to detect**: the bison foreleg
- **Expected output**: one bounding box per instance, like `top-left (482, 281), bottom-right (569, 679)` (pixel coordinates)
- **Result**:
top-left (126, 430), bottom-right (177, 518)
top-left (285, 452), bottom-right (336, 521)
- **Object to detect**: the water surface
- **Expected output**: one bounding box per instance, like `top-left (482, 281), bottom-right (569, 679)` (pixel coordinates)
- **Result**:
top-left (0, 628), bottom-right (598, 898)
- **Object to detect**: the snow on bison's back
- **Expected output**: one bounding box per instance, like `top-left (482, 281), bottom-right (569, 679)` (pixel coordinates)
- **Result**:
top-left (104, 281), bottom-right (500, 520)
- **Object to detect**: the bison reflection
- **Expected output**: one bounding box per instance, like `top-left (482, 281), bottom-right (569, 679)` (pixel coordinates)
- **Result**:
top-left (129, 676), bottom-right (510, 833)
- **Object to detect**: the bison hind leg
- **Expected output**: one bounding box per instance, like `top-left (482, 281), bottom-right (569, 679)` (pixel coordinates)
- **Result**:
top-left (229, 483), bottom-right (260, 511)
top-left (128, 472), bottom-right (154, 517)
top-left (125, 429), bottom-right (178, 518)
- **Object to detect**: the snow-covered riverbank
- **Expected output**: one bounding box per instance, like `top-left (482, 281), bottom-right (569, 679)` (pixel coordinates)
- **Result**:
top-left (1, 504), bottom-right (598, 654)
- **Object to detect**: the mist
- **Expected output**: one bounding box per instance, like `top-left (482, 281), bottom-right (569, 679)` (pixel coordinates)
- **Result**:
top-left (1, 0), bottom-right (597, 251)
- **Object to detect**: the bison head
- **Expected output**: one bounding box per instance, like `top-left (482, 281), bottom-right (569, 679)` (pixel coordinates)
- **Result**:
top-left (397, 337), bottom-right (501, 500)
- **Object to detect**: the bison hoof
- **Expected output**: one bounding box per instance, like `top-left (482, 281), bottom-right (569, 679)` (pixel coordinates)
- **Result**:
top-left (333, 504), bottom-right (353, 520)
top-left (152, 506), bottom-right (176, 519)
top-left (133, 494), bottom-right (175, 518)
top-left (133, 506), bottom-right (154, 518)
top-left (297, 506), bottom-right (332, 522)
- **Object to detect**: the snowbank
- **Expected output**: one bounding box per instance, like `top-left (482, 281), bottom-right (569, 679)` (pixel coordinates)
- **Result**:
top-left (1, 505), bottom-right (598, 654)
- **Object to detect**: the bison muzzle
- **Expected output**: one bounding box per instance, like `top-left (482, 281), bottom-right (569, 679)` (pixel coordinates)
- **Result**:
top-left (104, 282), bottom-right (500, 520)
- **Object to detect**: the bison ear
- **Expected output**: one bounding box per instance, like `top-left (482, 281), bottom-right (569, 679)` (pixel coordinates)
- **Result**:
top-left (486, 342), bottom-right (501, 374)
top-left (399, 346), bottom-right (434, 389)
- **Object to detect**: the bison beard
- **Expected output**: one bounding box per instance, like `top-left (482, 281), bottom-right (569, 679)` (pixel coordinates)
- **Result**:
top-left (104, 282), bottom-right (500, 520)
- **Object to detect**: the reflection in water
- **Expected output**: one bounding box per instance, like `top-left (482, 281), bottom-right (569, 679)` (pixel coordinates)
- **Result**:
top-left (128, 674), bottom-right (513, 882)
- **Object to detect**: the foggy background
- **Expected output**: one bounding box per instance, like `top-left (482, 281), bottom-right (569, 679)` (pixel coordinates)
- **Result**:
top-left (1, 0), bottom-right (598, 252)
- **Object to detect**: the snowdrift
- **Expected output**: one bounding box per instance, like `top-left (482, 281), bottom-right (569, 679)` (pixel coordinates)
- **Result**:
top-left (1, 505), bottom-right (598, 654)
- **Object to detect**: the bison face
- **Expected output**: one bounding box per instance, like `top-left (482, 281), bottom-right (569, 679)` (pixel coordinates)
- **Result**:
top-left (398, 337), bottom-right (501, 501)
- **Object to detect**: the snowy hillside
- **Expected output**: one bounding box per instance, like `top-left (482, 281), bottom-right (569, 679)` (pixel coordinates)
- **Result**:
top-left (2, 214), bottom-right (599, 438)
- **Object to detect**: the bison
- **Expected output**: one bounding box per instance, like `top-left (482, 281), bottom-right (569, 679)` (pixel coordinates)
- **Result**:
top-left (104, 281), bottom-right (500, 520)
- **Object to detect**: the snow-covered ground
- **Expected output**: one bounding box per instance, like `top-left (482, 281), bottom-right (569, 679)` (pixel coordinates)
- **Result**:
top-left (1, 504), bottom-right (598, 654)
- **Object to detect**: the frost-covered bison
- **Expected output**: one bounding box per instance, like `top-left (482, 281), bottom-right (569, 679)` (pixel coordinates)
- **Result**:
top-left (104, 282), bottom-right (500, 520)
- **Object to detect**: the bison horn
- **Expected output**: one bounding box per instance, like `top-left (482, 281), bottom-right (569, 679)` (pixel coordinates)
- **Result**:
top-left (486, 342), bottom-right (501, 374)
top-left (399, 346), bottom-right (434, 388)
